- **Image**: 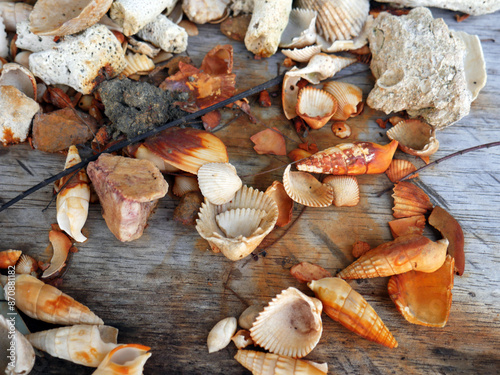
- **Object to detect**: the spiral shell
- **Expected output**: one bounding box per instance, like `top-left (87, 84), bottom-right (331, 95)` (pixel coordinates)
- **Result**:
top-left (286, 53), bottom-right (356, 84)
top-left (281, 44), bottom-right (322, 63)
top-left (92, 344), bottom-right (151, 374)
top-left (0, 315), bottom-right (35, 374)
top-left (296, 87), bottom-right (337, 129)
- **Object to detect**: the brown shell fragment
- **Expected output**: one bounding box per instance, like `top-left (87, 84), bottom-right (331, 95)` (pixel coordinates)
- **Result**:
top-left (283, 165), bottom-right (334, 207)
top-left (265, 181), bottom-right (294, 227)
top-left (388, 255), bottom-right (454, 327)
top-left (323, 175), bottom-right (360, 207)
top-left (386, 119), bottom-right (439, 157)
top-left (173, 191), bottom-right (204, 226)
top-left (385, 159), bottom-right (418, 183)
top-left (428, 206), bottom-right (465, 276)
top-left (352, 241), bottom-right (371, 258)
top-left (0, 249), bottom-right (22, 268)
top-left (389, 215), bottom-right (426, 239)
top-left (392, 181), bottom-right (433, 218)
top-left (290, 262), bottom-right (332, 283)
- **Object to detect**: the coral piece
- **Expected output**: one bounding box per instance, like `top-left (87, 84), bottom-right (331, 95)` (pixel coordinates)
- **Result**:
top-left (352, 240), bottom-right (371, 258)
top-left (136, 14), bottom-right (188, 54)
top-left (183, 0), bottom-right (230, 24)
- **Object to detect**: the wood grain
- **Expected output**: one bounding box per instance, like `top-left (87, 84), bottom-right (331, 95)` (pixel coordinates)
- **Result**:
top-left (1, 7), bottom-right (499, 375)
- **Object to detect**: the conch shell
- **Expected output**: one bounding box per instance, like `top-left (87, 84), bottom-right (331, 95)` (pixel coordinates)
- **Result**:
top-left (92, 344), bottom-right (151, 374)
top-left (281, 44), bottom-right (322, 63)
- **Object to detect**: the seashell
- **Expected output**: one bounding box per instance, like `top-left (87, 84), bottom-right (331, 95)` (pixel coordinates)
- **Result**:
top-left (288, 148), bottom-right (313, 162)
top-left (331, 122), bottom-right (351, 139)
top-left (296, 87), bottom-right (337, 130)
top-left (172, 175), bottom-right (200, 197)
top-left (15, 254), bottom-right (39, 275)
top-left (207, 317), bottom-right (237, 353)
top-left (182, 0), bottom-right (230, 25)
top-left (196, 185), bottom-right (279, 261)
top-left (121, 52), bottom-right (155, 77)
top-left (387, 119), bottom-right (439, 157)
top-left (92, 344), bottom-right (151, 375)
top-left (0, 249), bottom-right (22, 268)
top-left (388, 255), bottom-right (454, 327)
top-left (0, 2), bottom-right (32, 32)
top-left (385, 159), bottom-right (418, 183)
top-left (352, 240), bottom-right (371, 258)
top-left (136, 14), bottom-right (188, 54)
top-left (0, 315), bottom-right (35, 375)
top-left (0, 16), bottom-right (7, 59)
top-left (290, 262), bottom-right (332, 283)
top-left (250, 287), bottom-right (323, 358)
top-left (282, 68), bottom-right (302, 120)
top-left (235, 349), bottom-right (328, 375)
top-left (388, 215), bottom-right (426, 239)
top-left (308, 277), bottom-right (398, 348)
top-left (152, 50), bottom-right (174, 65)
top-left (319, 15), bottom-right (373, 53)
top-left (56, 146), bottom-right (90, 243)
top-left (297, 0), bottom-right (370, 42)
top-left (29, 0), bottom-right (113, 36)
top-left (11, 274), bottom-right (104, 325)
top-left (179, 19), bottom-right (199, 36)
top-left (323, 175), bottom-right (359, 207)
top-left (323, 81), bottom-right (363, 121)
top-left (375, 0), bottom-right (500, 17)
top-left (197, 162), bottom-right (242, 205)
top-left (238, 304), bottom-right (264, 330)
top-left (125, 143), bottom-right (180, 173)
top-left (279, 8), bottom-right (317, 49)
top-left (286, 53), bottom-right (357, 84)
top-left (144, 127), bottom-right (229, 175)
top-left (282, 164), bottom-right (334, 207)
top-left (166, 1), bottom-right (184, 24)
top-left (231, 330), bottom-right (253, 349)
top-left (265, 181), bottom-right (294, 227)
top-left (14, 51), bottom-right (31, 69)
top-left (281, 44), bottom-right (322, 63)
top-left (0, 62), bottom-right (37, 100)
top-left (337, 235), bottom-right (449, 279)
top-left (216, 208), bottom-right (267, 238)
top-left (296, 140), bottom-right (398, 175)
top-left (27, 325), bottom-right (118, 367)
top-left (42, 230), bottom-right (71, 278)
top-left (392, 181), bottom-right (433, 218)
top-left (126, 36), bottom-right (161, 58)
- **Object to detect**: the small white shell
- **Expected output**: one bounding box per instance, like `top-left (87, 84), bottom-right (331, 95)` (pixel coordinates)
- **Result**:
top-left (0, 15), bottom-right (8, 59)
top-left (207, 317), bottom-right (237, 353)
top-left (0, 315), bottom-right (35, 375)
top-left (279, 8), bottom-right (317, 49)
top-left (0, 62), bottom-right (37, 100)
top-left (296, 86), bottom-right (337, 129)
top-left (122, 52), bottom-right (155, 77)
top-left (283, 164), bottom-right (334, 207)
top-left (323, 81), bottom-right (363, 121)
top-left (92, 344), bottom-right (151, 375)
top-left (282, 68), bottom-right (302, 120)
top-left (197, 162), bottom-right (242, 205)
top-left (0, 2), bottom-right (32, 32)
top-left (323, 175), bottom-right (360, 207)
top-left (286, 53), bottom-right (356, 84)
top-left (281, 44), bottom-right (322, 63)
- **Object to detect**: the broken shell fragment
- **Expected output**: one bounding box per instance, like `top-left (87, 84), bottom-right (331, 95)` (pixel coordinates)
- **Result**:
top-left (125, 143), bottom-right (180, 173)
top-left (0, 315), bottom-right (35, 375)
top-left (388, 215), bottom-right (426, 239)
top-left (283, 164), bottom-right (334, 207)
top-left (92, 344), bottom-right (151, 375)
top-left (265, 181), bottom-right (294, 227)
top-left (42, 230), bottom-right (72, 279)
top-left (0, 249), bottom-right (22, 268)
top-left (126, 36), bottom-right (161, 58)
top-left (308, 277), bottom-right (398, 348)
top-left (197, 162), bottom-right (242, 205)
top-left (182, 0), bottom-right (230, 25)
top-left (385, 159), bottom-right (418, 183)
top-left (0, 16), bottom-right (7, 59)
top-left (290, 262), bottom-right (332, 283)
top-left (27, 325), bottom-right (118, 367)
top-left (286, 53), bottom-right (356, 84)
top-left (239, 305), bottom-right (264, 330)
top-left (250, 287), bottom-right (323, 358)
top-left (281, 44), bottom-right (322, 63)
top-left (122, 52), bottom-right (155, 77)
top-left (455, 31), bottom-right (487, 101)
top-left (331, 122), bottom-right (351, 139)
top-left (282, 68), bottom-right (302, 120)
top-left (375, 0), bottom-right (500, 16)
top-left (0, 62), bottom-right (37, 99)
top-left (296, 87), bottom-right (337, 129)
top-left (15, 254), bottom-right (39, 275)
top-left (279, 8), bottom-right (317, 49)
top-left (388, 255), bottom-right (454, 327)
top-left (172, 175), bottom-right (199, 197)
top-left (337, 235), bottom-right (449, 279)
top-left (323, 81), bottom-right (363, 121)
top-left (231, 330), bottom-right (253, 349)
top-left (207, 317), bottom-right (237, 353)
top-left (0, 2), bottom-right (32, 32)
top-left (216, 208), bottom-right (267, 238)
top-left (387, 119), bottom-right (439, 157)
top-left (136, 14), bottom-right (188, 54)
top-left (323, 175), bottom-right (360, 207)
top-left (392, 181), bottom-right (433, 218)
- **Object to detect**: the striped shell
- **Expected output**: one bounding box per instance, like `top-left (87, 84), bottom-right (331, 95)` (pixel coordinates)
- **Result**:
top-left (92, 344), bottom-right (151, 375)
top-left (323, 175), bottom-right (359, 207)
top-left (216, 208), bottom-right (267, 238)
top-left (281, 45), bottom-right (322, 63)
top-left (296, 87), bottom-right (337, 129)
top-left (197, 162), bottom-right (242, 205)
top-left (322, 81), bottom-right (363, 121)
top-left (283, 164), bottom-right (334, 207)
top-left (172, 175), bottom-right (199, 197)
top-left (121, 52), bottom-right (155, 77)
top-left (387, 119), bottom-right (439, 157)
top-left (392, 181), bottom-right (433, 218)
top-left (385, 159), bottom-right (418, 183)
top-left (286, 53), bottom-right (356, 84)
top-left (15, 254), bottom-right (39, 274)
top-left (279, 8), bottom-right (317, 49)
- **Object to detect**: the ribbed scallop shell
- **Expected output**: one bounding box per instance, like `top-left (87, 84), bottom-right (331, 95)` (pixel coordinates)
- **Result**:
top-left (281, 44), bottom-right (322, 63)
top-left (92, 344), bottom-right (151, 375)
top-left (235, 350), bottom-right (328, 375)
top-left (216, 208), bottom-right (267, 238)
top-left (388, 255), bottom-right (454, 328)
top-left (121, 52), bottom-right (155, 77)
top-left (323, 81), bottom-right (363, 121)
top-left (172, 175), bottom-right (199, 197)
top-left (29, 0), bottom-right (113, 36)
top-left (320, 15), bottom-right (373, 53)
top-left (392, 181), bottom-right (433, 218)
top-left (296, 87), bottom-right (337, 129)
top-left (279, 8), bottom-right (317, 49)
top-left (282, 68), bottom-right (302, 120)
top-left (387, 119), bottom-right (439, 157)
top-left (283, 164), bottom-right (334, 207)
top-left (15, 254), bottom-right (38, 274)
top-left (197, 162), bottom-right (242, 205)
top-left (385, 159), bottom-right (418, 183)
top-left (0, 249), bottom-right (22, 268)
top-left (195, 185), bottom-right (279, 261)
top-left (0, 62), bottom-right (37, 99)
top-left (323, 175), bottom-right (359, 207)
top-left (286, 53), bottom-right (357, 84)
top-left (250, 287), bottom-right (323, 358)
top-left (308, 277), bottom-right (398, 348)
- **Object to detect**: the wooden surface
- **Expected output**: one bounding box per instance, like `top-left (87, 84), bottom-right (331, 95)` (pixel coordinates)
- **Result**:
top-left (1, 7), bottom-right (500, 375)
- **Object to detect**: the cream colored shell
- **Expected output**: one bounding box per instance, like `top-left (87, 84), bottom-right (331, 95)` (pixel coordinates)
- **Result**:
top-left (122, 52), bottom-right (155, 77)
top-left (182, 0), bottom-right (230, 25)
top-left (197, 162), bottom-right (242, 205)
top-left (283, 164), bottom-right (334, 207)
top-left (0, 315), bottom-right (35, 375)
top-left (286, 53), bottom-right (356, 84)
top-left (296, 86), bottom-right (337, 129)
top-left (281, 44), bottom-right (322, 63)
top-left (207, 317), bottom-right (237, 353)
top-left (92, 344), bottom-right (151, 375)
top-left (323, 81), bottom-right (363, 121)
top-left (282, 68), bottom-right (302, 120)
top-left (387, 119), bottom-right (439, 157)
top-left (323, 175), bottom-right (360, 207)
top-left (0, 62), bottom-right (37, 99)
top-left (0, 2), bottom-right (32, 32)
top-left (279, 8), bottom-right (317, 49)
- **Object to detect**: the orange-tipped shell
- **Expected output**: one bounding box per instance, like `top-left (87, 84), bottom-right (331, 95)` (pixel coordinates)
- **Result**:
top-left (265, 181), bottom-right (294, 227)
top-left (385, 159), bottom-right (418, 183)
top-left (308, 277), bottom-right (398, 348)
top-left (337, 235), bottom-right (449, 279)
top-left (387, 119), bottom-right (439, 157)
top-left (296, 87), bottom-right (337, 130)
top-left (392, 181), bottom-right (433, 218)
top-left (323, 175), bottom-right (360, 207)
top-left (283, 165), bottom-right (334, 207)
top-left (0, 249), bottom-right (22, 268)
top-left (323, 81), bottom-right (363, 121)
top-left (93, 343), bottom-right (151, 374)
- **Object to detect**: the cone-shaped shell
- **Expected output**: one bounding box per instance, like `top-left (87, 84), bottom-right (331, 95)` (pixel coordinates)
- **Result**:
top-left (195, 185), bottom-right (279, 261)
top-left (250, 287), bottom-right (323, 358)
top-left (0, 315), bottom-right (35, 375)
top-left (323, 81), bottom-right (363, 121)
top-left (388, 255), bottom-right (454, 327)
top-left (337, 235), bottom-right (449, 279)
top-left (15, 254), bottom-right (39, 274)
top-left (172, 175), bottom-right (199, 197)
top-left (296, 140), bottom-right (398, 175)
top-left (283, 164), bottom-right (334, 207)
top-left (235, 349), bottom-right (328, 375)
top-left (392, 181), bottom-right (433, 218)
top-left (323, 175), bottom-right (359, 207)
top-left (279, 8), bottom-right (317, 49)
top-left (10, 274), bottom-right (104, 325)
top-left (27, 325), bottom-right (118, 367)
top-left (121, 52), bottom-right (155, 77)
top-left (0, 62), bottom-right (37, 99)
top-left (282, 68), bottom-right (302, 120)
top-left (0, 249), bottom-right (22, 268)
top-left (29, 0), bottom-right (113, 36)
top-left (385, 159), bottom-right (418, 183)
top-left (281, 45), bottom-right (322, 63)
top-left (387, 119), bottom-right (439, 157)
top-left (197, 162), bottom-right (242, 205)
top-left (286, 53), bottom-right (356, 84)
top-left (308, 277), bottom-right (398, 348)
top-left (92, 344), bottom-right (151, 374)
top-left (296, 87), bottom-right (337, 129)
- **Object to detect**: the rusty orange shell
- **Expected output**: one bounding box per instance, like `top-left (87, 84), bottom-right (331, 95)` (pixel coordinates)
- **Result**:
top-left (0, 249), bottom-right (22, 268)
top-left (296, 140), bottom-right (398, 175)
top-left (337, 235), bottom-right (449, 279)
top-left (392, 181), bottom-right (433, 218)
top-left (308, 277), bottom-right (398, 348)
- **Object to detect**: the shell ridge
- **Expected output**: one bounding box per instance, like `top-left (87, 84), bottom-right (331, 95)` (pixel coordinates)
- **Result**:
top-left (344, 288), bottom-right (366, 333)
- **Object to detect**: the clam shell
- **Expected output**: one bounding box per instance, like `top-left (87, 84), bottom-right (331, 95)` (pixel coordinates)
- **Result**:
top-left (92, 344), bottom-right (151, 374)
top-left (195, 185), bottom-right (279, 261)
top-left (286, 53), bottom-right (357, 84)
top-left (388, 255), bottom-right (454, 327)
top-left (323, 81), bottom-right (363, 121)
top-left (197, 162), bottom-right (242, 205)
top-left (283, 164), bottom-right (334, 207)
top-left (281, 44), bottom-right (322, 62)
top-left (0, 249), bottom-right (22, 268)
top-left (392, 181), bottom-right (433, 218)
top-left (42, 230), bottom-right (71, 278)
top-left (122, 52), bottom-right (155, 77)
top-left (296, 87), bottom-right (337, 129)
top-left (387, 119), bottom-right (439, 157)
top-left (250, 287), bottom-right (323, 358)
top-left (279, 8), bottom-right (317, 49)
top-left (216, 208), bottom-right (267, 238)
top-left (0, 62), bottom-right (37, 99)
top-left (172, 175), bottom-right (199, 197)
top-left (385, 159), bottom-right (418, 183)
top-left (29, 0), bottom-right (113, 36)
top-left (323, 175), bottom-right (360, 207)
top-left (282, 68), bottom-right (302, 120)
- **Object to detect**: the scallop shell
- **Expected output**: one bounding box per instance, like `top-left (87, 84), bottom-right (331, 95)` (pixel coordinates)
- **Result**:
top-left (286, 53), bottom-right (357, 84)
top-left (15, 254), bottom-right (39, 274)
top-left (279, 8), bottom-right (317, 49)
top-left (385, 159), bottom-right (418, 183)
top-left (388, 255), bottom-right (454, 327)
top-left (216, 208), bottom-right (267, 238)
top-left (29, 0), bottom-right (113, 36)
top-left (296, 87), bottom-right (337, 129)
top-left (172, 175), bottom-right (199, 197)
top-left (195, 185), bottom-right (279, 261)
top-left (92, 344), bottom-right (151, 375)
top-left (0, 62), bottom-right (37, 99)
top-left (121, 52), bottom-right (155, 77)
top-left (297, 0), bottom-right (369, 42)
top-left (282, 68), bottom-right (302, 120)
top-left (283, 164), bottom-right (334, 207)
top-left (387, 119), bottom-right (439, 157)
top-left (0, 249), bottom-right (22, 268)
top-left (323, 81), bottom-right (363, 121)
top-left (323, 175), bottom-right (359, 207)
top-left (250, 287), bottom-right (323, 358)
top-left (197, 162), bottom-right (242, 205)
top-left (392, 181), bottom-right (433, 218)
top-left (281, 44), bottom-right (322, 63)
top-left (126, 36), bottom-right (161, 58)
top-left (318, 15), bottom-right (373, 53)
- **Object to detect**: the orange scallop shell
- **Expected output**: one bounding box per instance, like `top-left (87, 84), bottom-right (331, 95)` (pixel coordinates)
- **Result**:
top-left (385, 159), bottom-right (418, 183)
top-left (392, 181), bottom-right (433, 218)
top-left (296, 87), bottom-right (338, 130)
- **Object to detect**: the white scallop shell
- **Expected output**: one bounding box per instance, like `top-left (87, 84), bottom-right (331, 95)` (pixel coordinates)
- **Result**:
top-left (296, 86), bottom-right (337, 129)
top-left (279, 8), bottom-right (317, 49)
top-left (323, 81), bottom-right (363, 121)
top-left (122, 52), bottom-right (155, 77)
top-left (283, 164), bottom-right (334, 207)
top-left (281, 44), bottom-right (322, 63)
top-left (286, 53), bottom-right (356, 84)
top-left (323, 175), bottom-right (360, 207)
top-left (319, 15), bottom-right (373, 53)
top-left (0, 62), bottom-right (37, 99)
top-left (216, 208), bottom-right (267, 238)
top-left (197, 162), bottom-right (243, 205)
top-left (172, 175), bottom-right (199, 197)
